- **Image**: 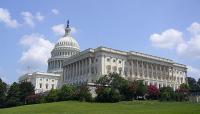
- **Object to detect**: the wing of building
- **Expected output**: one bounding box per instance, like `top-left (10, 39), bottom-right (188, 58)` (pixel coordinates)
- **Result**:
top-left (19, 21), bottom-right (187, 93)
top-left (62, 47), bottom-right (187, 90)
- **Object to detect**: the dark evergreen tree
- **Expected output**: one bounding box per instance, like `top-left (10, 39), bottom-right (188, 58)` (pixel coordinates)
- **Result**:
top-left (0, 78), bottom-right (7, 108)
top-left (6, 82), bottom-right (21, 107)
top-left (19, 82), bottom-right (34, 103)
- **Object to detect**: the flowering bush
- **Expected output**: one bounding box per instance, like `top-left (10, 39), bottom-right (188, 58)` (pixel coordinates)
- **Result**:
top-left (147, 85), bottom-right (160, 100)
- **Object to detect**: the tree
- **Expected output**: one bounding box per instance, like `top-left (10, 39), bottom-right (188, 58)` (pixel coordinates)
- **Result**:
top-left (121, 81), bottom-right (137, 100)
top-left (160, 87), bottom-right (174, 101)
top-left (6, 82), bottom-right (21, 107)
top-left (136, 80), bottom-right (147, 99)
top-left (109, 88), bottom-right (121, 102)
top-left (175, 83), bottom-right (189, 101)
top-left (45, 89), bottom-right (59, 102)
top-left (95, 87), bottom-right (121, 103)
top-left (75, 85), bottom-right (92, 102)
top-left (0, 78), bottom-right (7, 107)
top-left (96, 75), bottom-right (110, 86)
top-left (58, 85), bottom-right (76, 101)
top-left (187, 77), bottom-right (199, 90)
top-left (147, 85), bottom-right (160, 100)
top-left (19, 82), bottom-right (34, 104)
top-left (197, 78), bottom-right (200, 90)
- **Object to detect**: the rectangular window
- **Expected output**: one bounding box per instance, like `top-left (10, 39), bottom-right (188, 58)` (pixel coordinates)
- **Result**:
top-left (40, 83), bottom-right (42, 88)
top-left (52, 84), bottom-right (54, 89)
top-left (46, 84), bottom-right (48, 89)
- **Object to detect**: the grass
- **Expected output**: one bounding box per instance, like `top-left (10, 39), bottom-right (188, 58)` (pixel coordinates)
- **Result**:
top-left (0, 101), bottom-right (199, 114)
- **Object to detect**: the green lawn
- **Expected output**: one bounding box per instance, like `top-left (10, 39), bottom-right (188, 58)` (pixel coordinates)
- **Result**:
top-left (0, 101), bottom-right (199, 114)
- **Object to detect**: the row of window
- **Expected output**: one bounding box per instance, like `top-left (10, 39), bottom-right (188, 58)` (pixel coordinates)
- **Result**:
top-left (39, 83), bottom-right (55, 89)
top-left (52, 51), bottom-right (77, 57)
top-left (39, 78), bottom-right (54, 82)
top-left (107, 58), bottom-right (122, 64)
top-left (56, 41), bottom-right (77, 46)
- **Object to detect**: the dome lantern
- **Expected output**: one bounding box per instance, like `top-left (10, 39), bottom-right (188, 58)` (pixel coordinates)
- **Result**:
top-left (64, 20), bottom-right (71, 37)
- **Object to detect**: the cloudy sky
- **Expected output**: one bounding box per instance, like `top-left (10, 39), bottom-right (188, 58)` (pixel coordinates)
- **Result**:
top-left (0, 0), bottom-right (200, 83)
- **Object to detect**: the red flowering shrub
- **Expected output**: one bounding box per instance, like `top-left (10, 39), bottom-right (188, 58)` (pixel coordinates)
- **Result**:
top-left (147, 85), bottom-right (160, 99)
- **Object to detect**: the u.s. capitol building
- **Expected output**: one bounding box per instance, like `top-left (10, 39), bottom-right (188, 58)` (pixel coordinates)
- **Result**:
top-left (19, 21), bottom-right (187, 93)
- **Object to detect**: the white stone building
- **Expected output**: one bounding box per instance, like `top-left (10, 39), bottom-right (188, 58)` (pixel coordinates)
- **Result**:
top-left (19, 72), bottom-right (60, 93)
top-left (62, 47), bottom-right (187, 90)
top-left (19, 21), bottom-right (80, 93)
top-left (19, 21), bottom-right (187, 93)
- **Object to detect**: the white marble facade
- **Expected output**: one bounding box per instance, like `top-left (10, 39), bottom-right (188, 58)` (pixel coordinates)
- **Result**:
top-left (62, 47), bottom-right (187, 90)
top-left (19, 72), bottom-right (60, 93)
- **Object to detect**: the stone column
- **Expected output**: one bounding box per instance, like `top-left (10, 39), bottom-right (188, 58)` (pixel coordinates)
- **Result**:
top-left (89, 57), bottom-right (91, 75)
top-left (147, 62), bottom-right (149, 79)
top-left (136, 60), bottom-right (139, 78)
top-left (155, 64), bottom-right (158, 80)
top-left (151, 64), bottom-right (153, 79)
top-left (142, 61), bottom-right (144, 79)
top-left (131, 60), bottom-right (134, 77)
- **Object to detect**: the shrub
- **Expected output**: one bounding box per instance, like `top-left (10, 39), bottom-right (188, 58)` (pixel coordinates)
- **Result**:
top-left (109, 88), bottom-right (121, 102)
top-left (175, 83), bottom-right (189, 101)
top-left (136, 80), bottom-right (147, 99)
top-left (58, 85), bottom-right (76, 101)
top-left (75, 85), bottom-right (92, 102)
top-left (95, 87), bottom-right (111, 102)
top-left (121, 81), bottom-right (137, 100)
top-left (147, 85), bottom-right (160, 100)
top-left (45, 89), bottom-right (59, 102)
top-left (160, 87), bottom-right (174, 101)
top-left (95, 87), bottom-right (121, 102)
top-left (25, 94), bottom-right (42, 104)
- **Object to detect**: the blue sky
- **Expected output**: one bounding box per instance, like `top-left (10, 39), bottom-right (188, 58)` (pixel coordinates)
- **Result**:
top-left (0, 0), bottom-right (200, 83)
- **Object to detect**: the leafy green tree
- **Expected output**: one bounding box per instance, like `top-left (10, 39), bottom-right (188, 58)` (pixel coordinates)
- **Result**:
top-left (95, 87), bottom-right (111, 102)
top-left (121, 81), bottom-right (137, 100)
top-left (58, 85), bottom-right (76, 101)
top-left (187, 77), bottom-right (199, 90)
top-left (45, 89), bottom-right (59, 102)
top-left (6, 82), bottom-right (21, 107)
top-left (96, 75), bottom-right (110, 86)
top-left (0, 78), bottom-right (7, 107)
top-left (109, 88), bottom-right (121, 102)
top-left (175, 83), bottom-right (190, 101)
top-left (19, 82), bottom-right (34, 103)
top-left (160, 87), bottom-right (174, 101)
top-left (197, 78), bottom-right (200, 90)
top-left (136, 80), bottom-right (147, 99)
top-left (75, 85), bottom-right (92, 102)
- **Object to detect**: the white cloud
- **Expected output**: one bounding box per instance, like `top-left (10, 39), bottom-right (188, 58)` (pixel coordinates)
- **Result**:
top-left (19, 33), bottom-right (54, 73)
top-left (0, 8), bottom-right (19, 28)
top-left (21, 11), bottom-right (34, 27)
top-left (177, 22), bottom-right (200, 59)
top-left (21, 11), bottom-right (44, 27)
top-left (35, 12), bottom-right (44, 21)
top-left (187, 22), bottom-right (200, 36)
top-left (150, 29), bottom-right (183, 49)
top-left (52, 24), bottom-right (77, 36)
top-left (187, 66), bottom-right (200, 79)
top-left (51, 9), bottom-right (59, 15)
top-left (52, 24), bottom-right (65, 35)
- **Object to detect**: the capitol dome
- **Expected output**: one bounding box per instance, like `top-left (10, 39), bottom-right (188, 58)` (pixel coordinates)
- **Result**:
top-left (55, 28), bottom-right (80, 50)
top-left (47, 21), bottom-right (80, 74)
